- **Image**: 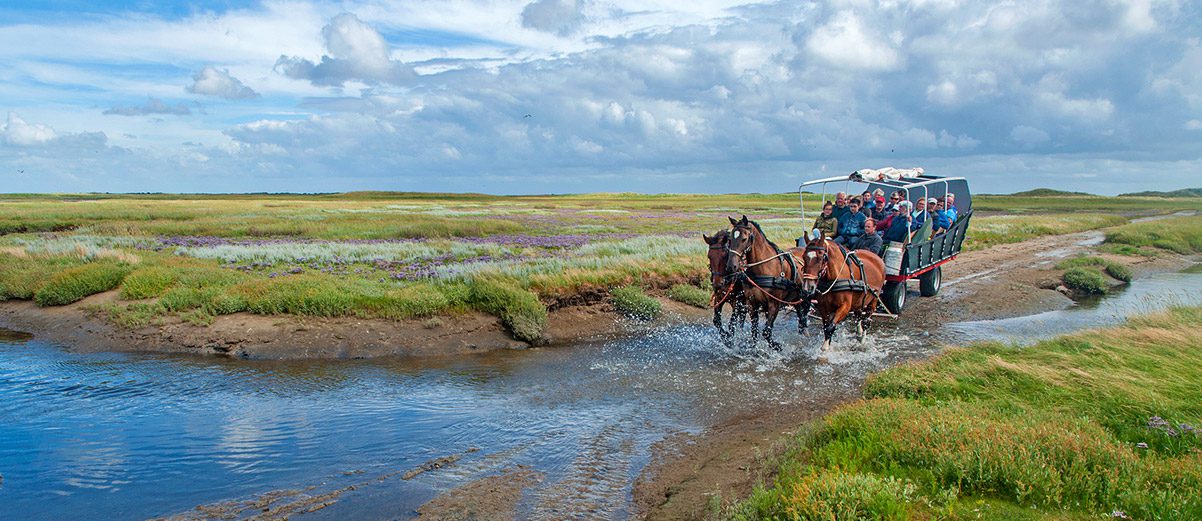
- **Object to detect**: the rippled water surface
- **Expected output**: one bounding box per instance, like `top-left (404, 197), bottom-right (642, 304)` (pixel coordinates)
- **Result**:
top-left (1, 267), bottom-right (1199, 520)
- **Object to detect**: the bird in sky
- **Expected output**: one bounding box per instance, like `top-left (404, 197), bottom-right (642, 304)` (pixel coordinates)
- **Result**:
top-left (16, 169), bottom-right (24, 174)
top-left (523, 114), bottom-right (532, 118)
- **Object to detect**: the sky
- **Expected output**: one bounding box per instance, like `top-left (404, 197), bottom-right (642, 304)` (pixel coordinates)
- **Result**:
top-left (1, 0), bottom-right (1200, 195)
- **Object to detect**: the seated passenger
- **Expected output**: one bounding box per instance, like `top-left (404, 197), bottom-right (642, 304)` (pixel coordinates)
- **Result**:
top-left (852, 218), bottom-right (883, 254)
top-left (811, 201), bottom-right (839, 238)
top-left (882, 201), bottom-right (913, 243)
top-left (831, 192), bottom-right (850, 222)
top-left (834, 198), bottom-right (867, 246)
top-left (931, 198), bottom-right (952, 235)
top-left (912, 198), bottom-right (937, 231)
top-left (878, 204), bottom-right (898, 232)
top-left (944, 193), bottom-right (958, 222)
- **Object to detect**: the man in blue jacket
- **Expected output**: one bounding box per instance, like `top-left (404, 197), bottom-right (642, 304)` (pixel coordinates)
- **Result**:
top-left (882, 201), bottom-right (912, 243)
top-left (834, 198), bottom-right (867, 246)
top-left (931, 198), bottom-right (952, 235)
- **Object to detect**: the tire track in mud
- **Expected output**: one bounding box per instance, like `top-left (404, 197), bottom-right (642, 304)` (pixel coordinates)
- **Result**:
top-left (524, 421), bottom-right (646, 520)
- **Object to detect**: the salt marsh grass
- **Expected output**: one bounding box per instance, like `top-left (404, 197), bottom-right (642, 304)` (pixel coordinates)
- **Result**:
top-left (1104, 214), bottom-right (1202, 254)
top-left (735, 306), bottom-right (1202, 520)
top-left (2, 191), bottom-right (1194, 341)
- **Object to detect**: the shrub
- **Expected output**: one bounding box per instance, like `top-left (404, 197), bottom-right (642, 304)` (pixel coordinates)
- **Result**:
top-left (34, 261), bottom-right (131, 306)
top-left (120, 266), bottom-right (178, 299)
top-left (611, 286), bottom-right (661, 320)
top-left (236, 276), bottom-right (357, 317)
top-left (1062, 267), bottom-right (1107, 294)
top-left (667, 283), bottom-right (710, 308)
top-left (733, 469), bottom-right (915, 521)
top-left (466, 279), bottom-right (546, 343)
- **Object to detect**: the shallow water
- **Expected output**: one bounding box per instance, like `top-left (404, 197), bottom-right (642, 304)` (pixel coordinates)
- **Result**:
top-left (944, 269), bottom-right (1202, 345)
top-left (1, 266), bottom-right (1200, 520)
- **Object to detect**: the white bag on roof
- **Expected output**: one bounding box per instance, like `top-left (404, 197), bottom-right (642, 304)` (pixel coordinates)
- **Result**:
top-left (850, 167), bottom-right (924, 182)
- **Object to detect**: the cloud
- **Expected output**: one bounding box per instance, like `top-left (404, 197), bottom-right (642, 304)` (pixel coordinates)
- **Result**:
top-left (1186, 120), bottom-right (1202, 130)
top-left (1010, 125), bottom-right (1050, 146)
top-left (805, 11), bottom-right (901, 71)
top-left (521, 0), bottom-right (585, 36)
top-left (275, 12), bottom-right (415, 87)
top-left (2, 112), bottom-right (106, 148)
top-left (104, 98), bottom-right (192, 116)
top-left (187, 66), bottom-right (260, 99)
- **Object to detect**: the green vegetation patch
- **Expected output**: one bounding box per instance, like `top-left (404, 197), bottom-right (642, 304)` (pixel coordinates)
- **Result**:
top-left (967, 213), bottom-right (1127, 251)
top-left (611, 286), bottom-right (662, 320)
top-left (1104, 215), bottom-right (1202, 254)
top-left (120, 266), bottom-right (179, 299)
top-left (0, 254), bottom-right (84, 300)
top-left (466, 279), bottom-right (546, 343)
top-left (1062, 266), bottom-right (1108, 294)
top-left (667, 283), bottom-right (710, 308)
top-left (1056, 255), bottom-right (1132, 282)
top-left (34, 261), bottom-right (132, 306)
top-left (736, 306), bottom-right (1202, 520)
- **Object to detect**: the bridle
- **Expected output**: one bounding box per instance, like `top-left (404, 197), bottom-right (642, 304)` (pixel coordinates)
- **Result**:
top-left (801, 239), bottom-right (846, 295)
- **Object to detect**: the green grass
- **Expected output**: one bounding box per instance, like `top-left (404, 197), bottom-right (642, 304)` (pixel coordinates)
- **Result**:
top-left (966, 213), bottom-right (1127, 251)
top-left (1104, 215), bottom-right (1202, 254)
top-left (0, 192), bottom-right (1193, 343)
top-left (667, 283), bottom-right (710, 308)
top-left (33, 261), bottom-right (132, 306)
top-left (611, 286), bottom-right (662, 320)
top-left (733, 306), bottom-right (1202, 520)
top-left (1056, 255), bottom-right (1132, 282)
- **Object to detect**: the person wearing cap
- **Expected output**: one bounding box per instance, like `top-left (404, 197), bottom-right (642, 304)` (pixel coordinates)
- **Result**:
top-left (882, 201), bottom-right (913, 243)
top-left (931, 198), bottom-right (952, 235)
top-left (834, 197), bottom-right (867, 246)
top-left (912, 197), bottom-right (937, 231)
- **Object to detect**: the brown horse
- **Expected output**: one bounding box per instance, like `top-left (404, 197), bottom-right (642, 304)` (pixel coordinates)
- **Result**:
top-left (799, 236), bottom-right (886, 351)
top-left (725, 216), bottom-right (811, 351)
top-left (703, 230), bottom-right (746, 347)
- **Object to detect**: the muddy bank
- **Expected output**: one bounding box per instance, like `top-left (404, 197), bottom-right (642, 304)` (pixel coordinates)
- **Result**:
top-left (634, 229), bottom-right (1199, 521)
top-left (0, 291), bottom-right (710, 360)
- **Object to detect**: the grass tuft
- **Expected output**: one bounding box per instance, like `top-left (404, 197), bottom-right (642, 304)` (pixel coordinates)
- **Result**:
top-left (33, 261), bottom-right (131, 306)
top-left (120, 266), bottom-right (179, 300)
top-left (1062, 266), bottom-right (1108, 294)
top-left (1104, 215), bottom-right (1202, 254)
top-left (1056, 255), bottom-right (1132, 282)
top-left (667, 283), bottom-right (710, 308)
top-left (466, 279), bottom-right (547, 343)
top-left (611, 286), bottom-right (662, 320)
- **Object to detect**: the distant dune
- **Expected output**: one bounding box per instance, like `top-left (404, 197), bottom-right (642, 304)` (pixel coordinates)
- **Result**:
top-left (1119, 188), bottom-right (1202, 198)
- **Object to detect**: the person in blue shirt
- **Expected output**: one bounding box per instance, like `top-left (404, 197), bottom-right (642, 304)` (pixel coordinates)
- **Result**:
top-left (834, 198), bottom-right (867, 246)
top-left (911, 198), bottom-right (936, 231)
top-left (830, 192), bottom-right (850, 226)
top-left (931, 199), bottom-right (952, 235)
top-left (882, 201), bottom-right (913, 243)
top-left (944, 193), bottom-right (959, 223)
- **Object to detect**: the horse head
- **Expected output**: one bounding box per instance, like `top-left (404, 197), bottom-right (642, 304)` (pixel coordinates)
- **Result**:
top-left (800, 234), bottom-right (836, 293)
top-left (702, 230), bottom-right (731, 290)
top-left (725, 215), bottom-right (755, 275)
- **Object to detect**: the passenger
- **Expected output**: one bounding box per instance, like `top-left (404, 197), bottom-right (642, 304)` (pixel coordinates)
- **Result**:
top-left (811, 201), bottom-right (839, 238)
top-left (859, 190), bottom-right (880, 221)
top-left (853, 218), bottom-right (883, 254)
top-left (831, 192), bottom-right (850, 223)
top-left (931, 198), bottom-right (952, 235)
top-left (912, 197), bottom-right (937, 231)
top-left (882, 201), bottom-right (913, 243)
top-left (944, 193), bottom-right (958, 223)
top-left (872, 189), bottom-right (887, 220)
top-left (884, 190), bottom-right (904, 213)
top-left (877, 204), bottom-right (898, 232)
top-left (834, 197), bottom-right (867, 246)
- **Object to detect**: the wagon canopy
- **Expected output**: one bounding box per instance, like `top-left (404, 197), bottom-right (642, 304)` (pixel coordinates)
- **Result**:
top-left (798, 168), bottom-right (971, 222)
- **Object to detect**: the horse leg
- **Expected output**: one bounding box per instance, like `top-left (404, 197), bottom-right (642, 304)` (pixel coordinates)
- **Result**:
top-left (714, 304), bottom-right (732, 348)
top-left (821, 313), bottom-right (836, 352)
top-left (796, 300), bottom-right (810, 334)
top-left (735, 296), bottom-right (747, 330)
top-left (748, 303), bottom-right (760, 351)
top-left (762, 303), bottom-right (783, 352)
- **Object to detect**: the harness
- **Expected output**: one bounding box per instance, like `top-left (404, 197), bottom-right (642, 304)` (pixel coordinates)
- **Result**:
top-left (727, 222), bottom-right (810, 305)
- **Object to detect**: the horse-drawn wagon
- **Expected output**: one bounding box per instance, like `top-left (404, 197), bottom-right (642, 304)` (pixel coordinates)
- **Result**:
top-left (798, 169), bottom-right (972, 314)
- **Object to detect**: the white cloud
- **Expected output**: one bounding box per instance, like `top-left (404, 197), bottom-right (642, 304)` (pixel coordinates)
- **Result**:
top-left (187, 66), bottom-right (260, 99)
top-left (2, 112), bottom-right (58, 145)
top-left (1185, 119), bottom-right (1202, 130)
top-left (805, 11), bottom-right (901, 71)
top-left (275, 12), bottom-right (415, 87)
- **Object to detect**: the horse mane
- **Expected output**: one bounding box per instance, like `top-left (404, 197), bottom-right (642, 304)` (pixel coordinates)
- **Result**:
top-left (748, 220), bottom-right (783, 254)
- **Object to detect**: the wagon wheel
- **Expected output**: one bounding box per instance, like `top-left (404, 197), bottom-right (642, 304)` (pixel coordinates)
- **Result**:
top-left (919, 266), bottom-right (942, 297)
top-left (882, 281), bottom-right (906, 314)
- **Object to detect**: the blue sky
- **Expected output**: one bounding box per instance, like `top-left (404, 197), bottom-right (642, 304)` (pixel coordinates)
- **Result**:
top-left (1, 0), bottom-right (1200, 195)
